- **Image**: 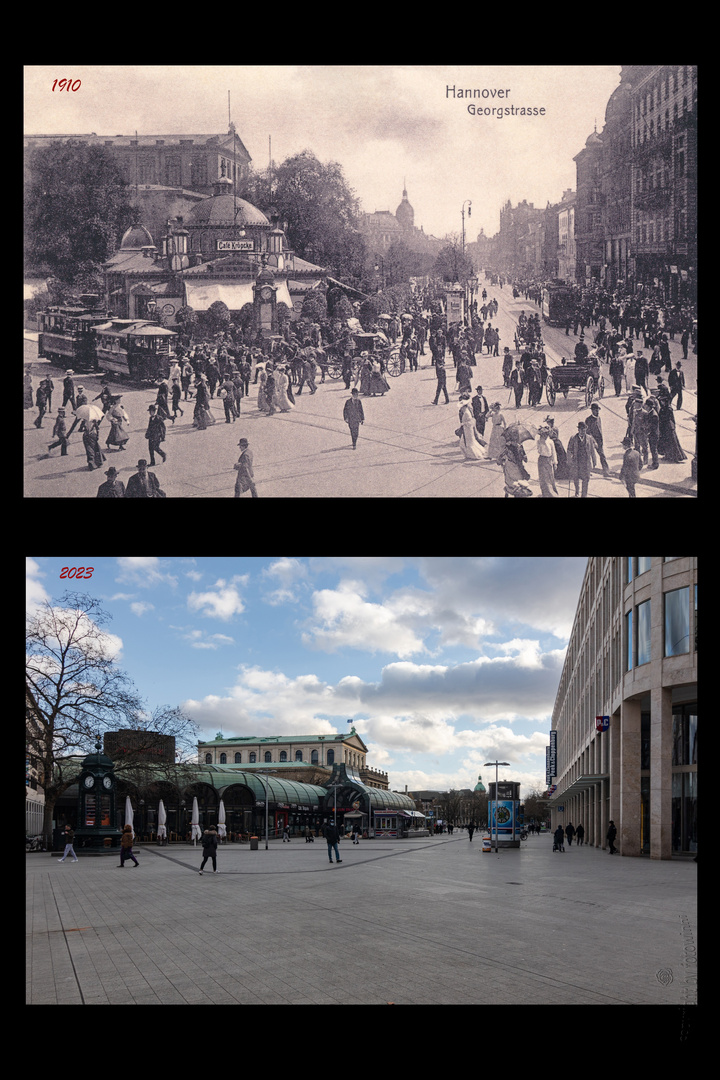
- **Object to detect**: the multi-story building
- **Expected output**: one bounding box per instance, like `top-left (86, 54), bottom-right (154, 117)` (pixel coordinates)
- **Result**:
top-left (548, 557), bottom-right (697, 859)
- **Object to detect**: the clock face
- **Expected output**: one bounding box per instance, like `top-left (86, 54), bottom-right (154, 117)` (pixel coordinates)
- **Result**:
top-left (84, 775), bottom-right (95, 789)
top-left (103, 775), bottom-right (112, 790)
top-left (260, 286), bottom-right (273, 301)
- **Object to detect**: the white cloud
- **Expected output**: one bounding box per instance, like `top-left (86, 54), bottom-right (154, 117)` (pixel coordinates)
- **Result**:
top-left (302, 582), bottom-right (427, 657)
top-left (187, 576), bottom-right (248, 621)
top-left (115, 557), bottom-right (178, 589)
top-left (26, 558), bottom-right (49, 612)
top-left (130, 602), bottom-right (154, 617)
top-left (262, 557), bottom-right (308, 605)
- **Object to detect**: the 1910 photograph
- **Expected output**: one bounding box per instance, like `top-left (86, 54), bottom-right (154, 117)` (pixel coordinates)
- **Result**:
top-left (24, 66), bottom-right (697, 498)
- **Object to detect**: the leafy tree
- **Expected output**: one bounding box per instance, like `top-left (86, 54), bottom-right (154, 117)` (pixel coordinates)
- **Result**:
top-left (433, 241), bottom-right (475, 284)
top-left (24, 141), bottom-right (135, 283)
top-left (300, 290), bottom-right (327, 323)
top-left (242, 151), bottom-right (367, 284)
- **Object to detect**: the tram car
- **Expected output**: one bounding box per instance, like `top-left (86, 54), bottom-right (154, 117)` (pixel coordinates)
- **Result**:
top-left (93, 319), bottom-right (178, 383)
top-left (37, 295), bottom-right (110, 372)
top-left (541, 283), bottom-right (575, 327)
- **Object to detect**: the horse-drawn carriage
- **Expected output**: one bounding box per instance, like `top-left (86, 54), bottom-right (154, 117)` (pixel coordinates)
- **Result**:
top-left (545, 357), bottom-right (605, 407)
top-left (322, 331), bottom-right (403, 380)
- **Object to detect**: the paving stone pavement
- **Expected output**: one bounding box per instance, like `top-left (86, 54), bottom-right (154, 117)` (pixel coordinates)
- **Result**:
top-left (26, 834), bottom-right (697, 1008)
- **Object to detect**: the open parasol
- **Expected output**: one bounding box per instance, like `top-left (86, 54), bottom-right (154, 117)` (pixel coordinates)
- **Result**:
top-left (74, 403), bottom-right (104, 422)
top-left (504, 421), bottom-right (538, 443)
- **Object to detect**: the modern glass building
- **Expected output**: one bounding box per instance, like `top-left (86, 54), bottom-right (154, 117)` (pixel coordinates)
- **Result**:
top-left (548, 557), bottom-right (697, 859)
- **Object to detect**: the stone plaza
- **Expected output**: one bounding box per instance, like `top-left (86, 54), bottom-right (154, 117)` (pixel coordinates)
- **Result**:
top-left (27, 831), bottom-right (697, 1007)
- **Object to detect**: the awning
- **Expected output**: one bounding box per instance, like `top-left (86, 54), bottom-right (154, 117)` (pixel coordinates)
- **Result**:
top-left (546, 775), bottom-right (608, 802)
top-left (399, 810), bottom-right (426, 819)
top-left (184, 280), bottom-right (293, 312)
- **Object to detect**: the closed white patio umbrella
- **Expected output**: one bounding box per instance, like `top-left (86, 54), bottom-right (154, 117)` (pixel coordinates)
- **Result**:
top-left (218, 799), bottom-right (227, 840)
top-left (157, 799), bottom-right (167, 841)
top-left (191, 796), bottom-right (202, 844)
top-left (124, 795), bottom-right (134, 840)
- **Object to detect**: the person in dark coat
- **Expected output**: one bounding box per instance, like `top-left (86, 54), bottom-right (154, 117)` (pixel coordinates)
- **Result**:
top-left (432, 360), bottom-right (449, 404)
top-left (668, 362), bottom-right (685, 411)
top-left (642, 400), bottom-right (660, 469)
top-left (575, 824), bottom-right (585, 846)
top-left (47, 408), bottom-right (69, 456)
top-left (83, 419), bottom-right (106, 471)
top-left (118, 823), bottom-right (139, 868)
top-left (606, 820), bottom-right (617, 854)
top-left (125, 459), bottom-right (165, 498)
top-left (145, 405), bottom-right (167, 466)
top-left (553, 824), bottom-right (565, 852)
top-left (96, 465), bottom-right (126, 497)
top-left (198, 827), bottom-right (219, 874)
top-left (343, 388), bottom-right (365, 448)
top-left (323, 821), bottom-right (342, 864)
top-left (565, 822), bottom-right (576, 846)
top-left (620, 445), bottom-right (643, 497)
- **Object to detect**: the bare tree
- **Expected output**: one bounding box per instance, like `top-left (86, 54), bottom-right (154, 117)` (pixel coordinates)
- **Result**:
top-left (26, 591), bottom-right (197, 841)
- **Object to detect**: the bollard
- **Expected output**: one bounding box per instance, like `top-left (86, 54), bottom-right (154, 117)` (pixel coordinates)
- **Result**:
top-left (249, 836), bottom-right (259, 851)
top-left (482, 836), bottom-right (492, 852)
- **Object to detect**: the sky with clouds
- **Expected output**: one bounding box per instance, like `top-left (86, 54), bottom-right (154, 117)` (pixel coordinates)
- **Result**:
top-left (27, 556), bottom-right (588, 796)
top-left (25, 65), bottom-right (621, 238)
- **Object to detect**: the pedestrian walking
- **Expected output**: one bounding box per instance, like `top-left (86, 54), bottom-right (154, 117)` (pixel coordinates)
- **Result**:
top-left (233, 438), bottom-right (258, 497)
top-left (642, 399), bottom-right (660, 469)
top-left (585, 404), bottom-right (610, 477)
top-left (576, 824), bottom-right (585, 846)
top-left (198, 826), bottom-right (219, 873)
top-left (536, 425), bottom-right (559, 497)
top-left (553, 825), bottom-right (565, 852)
top-left (145, 405), bottom-right (167, 466)
top-left (620, 444), bottom-right (643, 497)
top-left (324, 821), bottom-right (342, 864)
top-left (668, 362), bottom-right (685, 410)
top-left (343, 388), bottom-right (364, 449)
top-left (118, 823), bottom-right (139, 867)
top-left (105, 396), bottom-right (130, 452)
top-left (82, 419), bottom-right (106, 471)
top-left (567, 422), bottom-right (598, 497)
top-left (305, 826), bottom-right (315, 843)
top-left (47, 408), bottom-right (69, 457)
top-left (565, 822), bottom-right (575, 846)
top-left (467, 823), bottom-right (475, 841)
top-left (282, 827), bottom-right (291, 842)
top-left (58, 825), bottom-right (78, 863)
top-left (33, 379), bottom-right (50, 428)
top-left (62, 370), bottom-right (76, 411)
top-left (432, 360), bottom-right (449, 404)
top-left (607, 820), bottom-right (618, 854)
top-left (351, 826), bottom-right (360, 845)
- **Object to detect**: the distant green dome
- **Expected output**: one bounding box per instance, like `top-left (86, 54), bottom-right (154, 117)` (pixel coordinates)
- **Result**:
top-left (474, 773), bottom-right (486, 793)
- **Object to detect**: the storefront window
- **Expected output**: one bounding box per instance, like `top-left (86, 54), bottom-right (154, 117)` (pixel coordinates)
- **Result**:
top-left (672, 771), bottom-right (697, 853)
top-left (665, 586), bottom-right (690, 656)
top-left (638, 599), bottom-right (652, 665)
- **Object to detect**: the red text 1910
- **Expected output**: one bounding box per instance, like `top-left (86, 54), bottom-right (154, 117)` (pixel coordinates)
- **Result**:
top-left (60, 567), bottom-right (94, 578)
top-left (52, 79), bottom-right (81, 92)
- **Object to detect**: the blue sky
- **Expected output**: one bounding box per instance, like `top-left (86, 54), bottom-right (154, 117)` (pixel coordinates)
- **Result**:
top-left (27, 557), bottom-right (588, 795)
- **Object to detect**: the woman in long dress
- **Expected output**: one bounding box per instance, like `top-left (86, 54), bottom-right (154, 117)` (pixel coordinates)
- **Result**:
top-left (274, 367), bottom-right (294, 412)
top-left (486, 403), bottom-right (507, 460)
top-left (458, 397), bottom-right (486, 460)
top-left (658, 400), bottom-right (687, 462)
top-left (257, 367), bottom-right (269, 413)
top-left (369, 359), bottom-right (390, 396)
top-left (105, 397), bottom-right (130, 450)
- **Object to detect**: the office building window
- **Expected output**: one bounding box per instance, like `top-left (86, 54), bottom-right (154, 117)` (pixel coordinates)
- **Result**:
top-left (638, 600), bottom-right (652, 665)
top-left (626, 609), bottom-right (633, 670)
top-left (638, 557), bottom-right (652, 575)
top-left (665, 587), bottom-right (690, 656)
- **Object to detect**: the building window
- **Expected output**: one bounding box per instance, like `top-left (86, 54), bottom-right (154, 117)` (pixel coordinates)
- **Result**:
top-left (638, 599), bottom-right (652, 665)
top-left (327, 750), bottom-right (335, 765)
top-left (638, 557), bottom-right (652, 575)
top-left (280, 751), bottom-right (287, 762)
top-left (665, 586), bottom-right (690, 656)
top-left (295, 751), bottom-right (303, 761)
top-left (626, 609), bottom-right (633, 671)
top-left (627, 557), bottom-right (633, 582)
top-left (235, 753), bottom-right (241, 763)
top-left (672, 705), bottom-right (698, 766)
top-left (220, 753), bottom-right (227, 764)
top-left (264, 751), bottom-right (272, 763)
top-left (249, 752), bottom-right (256, 763)
top-left (205, 753), bottom-right (212, 764)
top-left (311, 750), bottom-right (318, 764)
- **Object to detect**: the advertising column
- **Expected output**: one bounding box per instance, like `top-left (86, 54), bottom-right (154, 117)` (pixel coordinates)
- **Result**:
top-left (488, 781), bottom-right (521, 848)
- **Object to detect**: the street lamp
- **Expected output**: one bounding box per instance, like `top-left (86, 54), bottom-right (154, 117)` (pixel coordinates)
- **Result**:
top-left (461, 200), bottom-right (472, 255)
top-left (484, 760), bottom-right (510, 854)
